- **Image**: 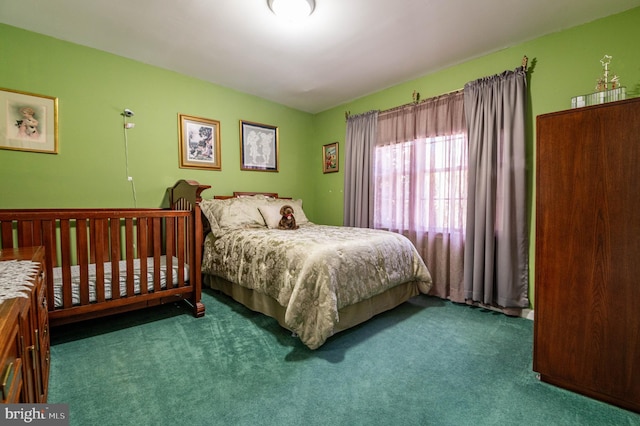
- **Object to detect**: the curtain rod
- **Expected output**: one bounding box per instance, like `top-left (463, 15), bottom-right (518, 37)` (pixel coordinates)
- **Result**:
top-left (344, 88), bottom-right (462, 121)
top-left (345, 55), bottom-right (528, 121)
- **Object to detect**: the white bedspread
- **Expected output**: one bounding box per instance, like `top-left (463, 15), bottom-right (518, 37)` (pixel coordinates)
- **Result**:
top-left (201, 223), bottom-right (432, 349)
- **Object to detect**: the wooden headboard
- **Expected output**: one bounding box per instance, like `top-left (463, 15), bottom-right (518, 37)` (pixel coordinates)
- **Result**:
top-left (214, 191), bottom-right (290, 200)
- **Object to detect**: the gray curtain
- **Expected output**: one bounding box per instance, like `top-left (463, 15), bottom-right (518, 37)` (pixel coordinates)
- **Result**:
top-left (463, 67), bottom-right (529, 309)
top-left (343, 110), bottom-right (378, 227)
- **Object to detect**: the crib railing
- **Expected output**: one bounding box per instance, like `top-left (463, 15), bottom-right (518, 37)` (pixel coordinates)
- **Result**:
top-left (0, 208), bottom-right (201, 325)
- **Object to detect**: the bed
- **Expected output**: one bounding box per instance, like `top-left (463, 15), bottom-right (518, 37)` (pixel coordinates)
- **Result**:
top-left (0, 181), bottom-right (210, 326)
top-left (169, 180), bottom-right (432, 349)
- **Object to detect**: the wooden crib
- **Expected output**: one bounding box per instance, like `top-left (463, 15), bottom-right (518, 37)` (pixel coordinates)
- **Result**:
top-left (0, 181), bottom-right (210, 326)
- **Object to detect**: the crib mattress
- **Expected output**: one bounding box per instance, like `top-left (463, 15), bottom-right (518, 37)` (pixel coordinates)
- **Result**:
top-left (52, 256), bottom-right (189, 308)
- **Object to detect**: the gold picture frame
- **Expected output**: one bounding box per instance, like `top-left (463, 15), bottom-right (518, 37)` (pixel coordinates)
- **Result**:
top-left (322, 142), bottom-right (339, 173)
top-left (178, 113), bottom-right (221, 170)
top-left (240, 120), bottom-right (279, 172)
top-left (0, 87), bottom-right (58, 154)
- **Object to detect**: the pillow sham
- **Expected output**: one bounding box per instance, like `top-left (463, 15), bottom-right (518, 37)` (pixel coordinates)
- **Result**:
top-left (199, 198), bottom-right (221, 232)
top-left (200, 196), bottom-right (267, 235)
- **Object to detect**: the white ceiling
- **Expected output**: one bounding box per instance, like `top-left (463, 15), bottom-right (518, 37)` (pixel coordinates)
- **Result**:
top-left (1, 0), bottom-right (639, 113)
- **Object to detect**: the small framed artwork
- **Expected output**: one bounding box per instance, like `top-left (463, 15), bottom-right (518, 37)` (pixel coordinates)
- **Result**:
top-left (240, 120), bottom-right (279, 172)
top-left (178, 113), bottom-right (221, 170)
top-left (0, 87), bottom-right (58, 154)
top-left (322, 142), bottom-right (339, 173)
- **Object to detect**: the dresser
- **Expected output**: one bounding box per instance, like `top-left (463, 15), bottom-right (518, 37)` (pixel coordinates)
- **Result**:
top-left (0, 247), bottom-right (50, 403)
top-left (534, 97), bottom-right (640, 413)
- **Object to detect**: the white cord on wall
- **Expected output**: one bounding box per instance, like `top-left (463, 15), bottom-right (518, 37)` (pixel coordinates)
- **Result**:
top-left (122, 113), bottom-right (138, 208)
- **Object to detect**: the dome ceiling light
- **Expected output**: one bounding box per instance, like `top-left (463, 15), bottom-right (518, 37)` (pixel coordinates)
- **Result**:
top-left (268, 0), bottom-right (315, 20)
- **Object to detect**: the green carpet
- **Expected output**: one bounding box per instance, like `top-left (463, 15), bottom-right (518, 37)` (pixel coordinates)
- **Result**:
top-left (48, 290), bottom-right (640, 426)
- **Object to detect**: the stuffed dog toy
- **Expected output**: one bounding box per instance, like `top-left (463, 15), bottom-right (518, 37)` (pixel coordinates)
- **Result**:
top-left (278, 205), bottom-right (299, 230)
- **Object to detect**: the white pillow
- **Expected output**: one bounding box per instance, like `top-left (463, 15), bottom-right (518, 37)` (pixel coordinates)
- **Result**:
top-left (259, 199), bottom-right (310, 228)
top-left (258, 205), bottom-right (284, 229)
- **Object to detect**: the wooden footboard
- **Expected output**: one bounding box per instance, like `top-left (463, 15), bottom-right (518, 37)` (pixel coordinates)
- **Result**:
top-left (0, 204), bottom-right (207, 326)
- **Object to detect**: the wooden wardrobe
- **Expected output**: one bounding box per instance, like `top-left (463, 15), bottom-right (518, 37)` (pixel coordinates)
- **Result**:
top-left (534, 97), bottom-right (640, 413)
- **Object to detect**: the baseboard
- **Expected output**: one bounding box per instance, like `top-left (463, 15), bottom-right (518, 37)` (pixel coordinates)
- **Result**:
top-left (479, 304), bottom-right (534, 320)
top-left (446, 297), bottom-right (535, 320)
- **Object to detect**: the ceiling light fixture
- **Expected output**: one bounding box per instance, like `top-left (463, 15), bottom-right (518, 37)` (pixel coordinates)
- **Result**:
top-left (268, 0), bottom-right (315, 20)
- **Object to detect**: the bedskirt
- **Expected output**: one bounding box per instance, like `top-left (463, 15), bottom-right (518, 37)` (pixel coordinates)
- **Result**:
top-left (205, 274), bottom-right (421, 341)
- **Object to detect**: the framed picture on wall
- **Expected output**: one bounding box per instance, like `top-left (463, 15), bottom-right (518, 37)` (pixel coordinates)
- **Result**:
top-left (178, 113), bottom-right (221, 170)
top-left (0, 87), bottom-right (58, 154)
top-left (239, 120), bottom-right (279, 172)
top-left (322, 142), bottom-right (339, 173)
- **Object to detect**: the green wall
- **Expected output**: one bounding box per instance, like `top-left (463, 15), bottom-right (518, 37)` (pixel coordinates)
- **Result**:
top-left (316, 7), bottom-right (640, 222)
top-left (314, 6), bottom-right (640, 306)
top-left (0, 24), bottom-right (316, 214)
top-left (2, 7), bottom-right (640, 307)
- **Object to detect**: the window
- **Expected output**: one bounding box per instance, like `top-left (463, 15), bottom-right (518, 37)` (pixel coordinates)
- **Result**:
top-left (373, 132), bottom-right (467, 233)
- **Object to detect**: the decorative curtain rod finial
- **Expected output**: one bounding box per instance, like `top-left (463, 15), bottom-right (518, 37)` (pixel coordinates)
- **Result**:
top-left (522, 55), bottom-right (528, 71)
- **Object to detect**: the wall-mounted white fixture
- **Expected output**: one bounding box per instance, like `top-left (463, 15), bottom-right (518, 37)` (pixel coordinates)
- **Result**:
top-left (267, 0), bottom-right (315, 20)
top-left (122, 108), bottom-right (135, 128)
top-left (121, 108), bottom-right (137, 207)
